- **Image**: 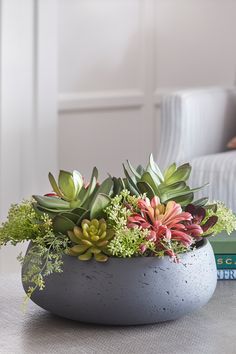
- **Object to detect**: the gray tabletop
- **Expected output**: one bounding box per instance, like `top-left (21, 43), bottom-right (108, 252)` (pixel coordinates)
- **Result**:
top-left (0, 274), bottom-right (236, 354)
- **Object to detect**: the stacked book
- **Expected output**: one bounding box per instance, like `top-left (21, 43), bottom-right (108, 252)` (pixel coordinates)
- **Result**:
top-left (210, 232), bottom-right (236, 280)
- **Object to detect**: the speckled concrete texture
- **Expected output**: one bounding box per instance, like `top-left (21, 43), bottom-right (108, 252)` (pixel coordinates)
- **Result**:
top-left (1, 274), bottom-right (236, 354)
top-left (22, 239), bottom-right (217, 325)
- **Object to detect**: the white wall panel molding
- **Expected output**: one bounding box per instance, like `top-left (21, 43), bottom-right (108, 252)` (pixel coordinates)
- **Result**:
top-left (58, 87), bottom-right (174, 113)
top-left (0, 0), bottom-right (58, 273)
top-left (0, 0), bottom-right (58, 210)
top-left (58, 90), bottom-right (145, 112)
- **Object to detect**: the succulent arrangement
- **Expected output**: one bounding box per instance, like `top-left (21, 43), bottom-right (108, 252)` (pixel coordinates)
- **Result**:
top-left (0, 154), bottom-right (236, 300)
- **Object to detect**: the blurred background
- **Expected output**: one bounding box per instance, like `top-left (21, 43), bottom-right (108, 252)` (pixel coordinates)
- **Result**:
top-left (1, 0), bottom-right (236, 273)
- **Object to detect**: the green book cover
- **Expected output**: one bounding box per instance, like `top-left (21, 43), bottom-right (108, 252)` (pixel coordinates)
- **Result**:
top-left (215, 254), bottom-right (236, 269)
top-left (209, 231), bottom-right (236, 254)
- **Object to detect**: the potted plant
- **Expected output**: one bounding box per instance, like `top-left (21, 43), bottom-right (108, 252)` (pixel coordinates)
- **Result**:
top-left (1, 155), bottom-right (235, 325)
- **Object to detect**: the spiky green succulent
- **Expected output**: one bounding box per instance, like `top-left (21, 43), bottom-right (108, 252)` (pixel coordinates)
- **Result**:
top-left (33, 168), bottom-right (114, 235)
top-left (121, 154), bottom-right (206, 206)
top-left (67, 219), bottom-right (114, 262)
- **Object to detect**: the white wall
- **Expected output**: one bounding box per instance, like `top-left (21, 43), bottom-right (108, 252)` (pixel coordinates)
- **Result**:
top-left (58, 0), bottom-right (236, 180)
top-left (155, 0), bottom-right (236, 88)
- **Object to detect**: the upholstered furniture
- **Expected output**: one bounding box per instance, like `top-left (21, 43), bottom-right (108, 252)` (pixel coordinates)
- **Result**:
top-left (157, 87), bottom-right (236, 211)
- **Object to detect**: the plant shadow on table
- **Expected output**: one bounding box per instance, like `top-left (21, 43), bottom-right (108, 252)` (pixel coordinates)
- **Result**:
top-left (20, 310), bottom-right (174, 349)
top-left (20, 307), bottom-right (210, 354)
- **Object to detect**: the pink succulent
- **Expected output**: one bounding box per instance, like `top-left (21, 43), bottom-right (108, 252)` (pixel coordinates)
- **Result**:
top-left (185, 204), bottom-right (218, 235)
top-left (139, 244), bottom-right (147, 253)
top-left (128, 196), bottom-right (204, 257)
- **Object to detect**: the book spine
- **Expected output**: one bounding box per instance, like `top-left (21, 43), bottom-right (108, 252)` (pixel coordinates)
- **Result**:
top-left (217, 269), bottom-right (236, 280)
top-left (215, 254), bottom-right (236, 269)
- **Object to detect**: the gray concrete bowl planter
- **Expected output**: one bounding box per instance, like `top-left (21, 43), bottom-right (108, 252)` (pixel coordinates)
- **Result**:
top-left (22, 238), bottom-right (217, 325)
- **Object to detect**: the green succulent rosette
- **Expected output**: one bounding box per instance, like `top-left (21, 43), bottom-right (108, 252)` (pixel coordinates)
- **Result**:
top-left (67, 219), bottom-right (114, 262)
